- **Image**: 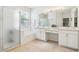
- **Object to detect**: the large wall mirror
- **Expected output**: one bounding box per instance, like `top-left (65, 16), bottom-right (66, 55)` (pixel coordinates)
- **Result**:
top-left (39, 13), bottom-right (49, 27)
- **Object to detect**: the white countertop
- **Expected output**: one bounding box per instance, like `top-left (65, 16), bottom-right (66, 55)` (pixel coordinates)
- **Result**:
top-left (38, 27), bottom-right (79, 31)
top-left (58, 27), bottom-right (79, 31)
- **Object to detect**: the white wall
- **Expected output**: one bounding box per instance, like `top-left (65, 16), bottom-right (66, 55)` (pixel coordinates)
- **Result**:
top-left (0, 7), bottom-right (3, 51)
top-left (62, 9), bottom-right (71, 18)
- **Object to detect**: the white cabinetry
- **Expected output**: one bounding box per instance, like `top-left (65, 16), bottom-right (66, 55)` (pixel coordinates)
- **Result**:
top-left (59, 31), bottom-right (78, 49)
top-left (48, 11), bottom-right (57, 26)
top-left (68, 31), bottom-right (78, 49)
top-left (59, 31), bottom-right (68, 46)
top-left (40, 29), bottom-right (46, 41)
top-left (36, 29), bottom-right (41, 39)
top-left (56, 9), bottom-right (62, 27)
top-left (36, 29), bottom-right (46, 41)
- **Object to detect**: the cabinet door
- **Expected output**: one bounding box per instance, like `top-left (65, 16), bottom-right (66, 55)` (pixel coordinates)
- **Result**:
top-left (36, 29), bottom-right (46, 41)
top-left (59, 31), bottom-right (68, 46)
top-left (40, 29), bottom-right (46, 41)
top-left (68, 31), bottom-right (78, 49)
top-left (48, 11), bottom-right (57, 25)
top-left (36, 29), bottom-right (41, 39)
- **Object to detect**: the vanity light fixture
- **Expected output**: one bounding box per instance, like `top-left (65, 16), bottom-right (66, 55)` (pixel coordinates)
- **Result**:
top-left (41, 6), bottom-right (66, 13)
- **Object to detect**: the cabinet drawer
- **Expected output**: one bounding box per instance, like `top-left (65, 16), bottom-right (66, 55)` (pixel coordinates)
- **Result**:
top-left (46, 30), bottom-right (58, 33)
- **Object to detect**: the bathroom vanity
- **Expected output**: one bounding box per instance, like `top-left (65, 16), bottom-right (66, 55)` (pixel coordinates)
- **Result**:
top-left (35, 7), bottom-right (79, 50)
top-left (38, 27), bottom-right (79, 49)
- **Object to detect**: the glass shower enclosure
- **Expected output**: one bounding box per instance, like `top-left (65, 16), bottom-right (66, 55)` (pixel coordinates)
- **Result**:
top-left (0, 6), bottom-right (31, 51)
top-left (0, 6), bottom-right (20, 51)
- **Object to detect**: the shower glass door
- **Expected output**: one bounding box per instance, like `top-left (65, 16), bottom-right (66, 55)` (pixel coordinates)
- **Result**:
top-left (2, 7), bottom-right (20, 50)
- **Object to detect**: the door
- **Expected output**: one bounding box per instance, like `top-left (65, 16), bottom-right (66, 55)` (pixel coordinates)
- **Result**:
top-left (2, 7), bottom-right (20, 50)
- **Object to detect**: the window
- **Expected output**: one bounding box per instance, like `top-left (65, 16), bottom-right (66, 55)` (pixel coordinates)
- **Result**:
top-left (19, 11), bottom-right (31, 31)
